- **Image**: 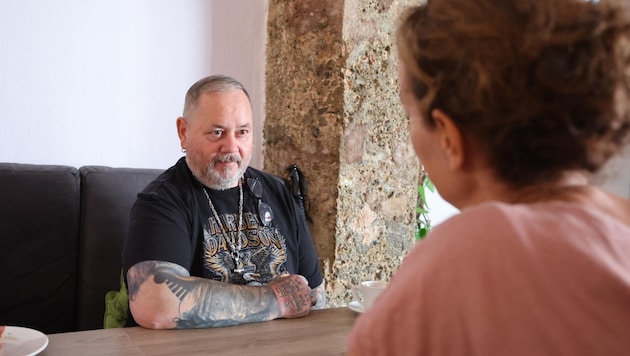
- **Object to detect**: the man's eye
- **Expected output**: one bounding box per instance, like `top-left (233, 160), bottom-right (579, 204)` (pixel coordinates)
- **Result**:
top-left (237, 129), bottom-right (248, 136)
top-left (211, 130), bottom-right (223, 136)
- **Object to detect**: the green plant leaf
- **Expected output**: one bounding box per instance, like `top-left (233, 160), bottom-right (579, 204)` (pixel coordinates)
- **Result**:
top-left (415, 175), bottom-right (433, 240)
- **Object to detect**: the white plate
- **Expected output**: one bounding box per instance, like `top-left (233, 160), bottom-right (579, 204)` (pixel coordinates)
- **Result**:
top-left (348, 300), bottom-right (366, 314)
top-left (1, 326), bottom-right (49, 356)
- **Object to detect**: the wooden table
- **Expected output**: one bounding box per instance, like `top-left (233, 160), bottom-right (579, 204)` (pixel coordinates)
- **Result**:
top-left (41, 307), bottom-right (359, 355)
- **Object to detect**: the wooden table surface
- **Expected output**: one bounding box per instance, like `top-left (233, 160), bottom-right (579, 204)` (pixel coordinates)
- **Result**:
top-left (41, 307), bottom-right (359, 356)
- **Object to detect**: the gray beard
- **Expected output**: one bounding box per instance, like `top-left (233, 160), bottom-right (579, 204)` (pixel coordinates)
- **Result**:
top-left (186, 155), bottom-right (249, 190)
top-left (204, 165), bottom-right (247, 190)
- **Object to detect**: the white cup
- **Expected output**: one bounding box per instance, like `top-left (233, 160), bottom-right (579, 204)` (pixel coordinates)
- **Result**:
top-left (352, 280), bottom-right (388, 310)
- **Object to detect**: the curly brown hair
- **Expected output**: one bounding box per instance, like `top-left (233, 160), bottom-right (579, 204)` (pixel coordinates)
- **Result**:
top-left (398, 0), bottom-right (630, 187)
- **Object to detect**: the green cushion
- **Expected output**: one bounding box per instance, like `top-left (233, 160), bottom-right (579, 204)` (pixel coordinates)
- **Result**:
top-left (103, 270), bottom-right (128, 328)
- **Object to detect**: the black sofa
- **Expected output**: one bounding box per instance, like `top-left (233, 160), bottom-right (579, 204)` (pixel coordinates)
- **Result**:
top-left (0, 163), bottom-right (163, 334)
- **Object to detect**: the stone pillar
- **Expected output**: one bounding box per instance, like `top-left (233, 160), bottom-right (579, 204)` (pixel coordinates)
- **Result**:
top-left (265, 0), bottom-right (418, 307)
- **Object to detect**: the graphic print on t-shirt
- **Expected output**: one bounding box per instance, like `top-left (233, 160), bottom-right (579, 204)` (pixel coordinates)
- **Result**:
top-left (202, 211), bottom-right (288, 285)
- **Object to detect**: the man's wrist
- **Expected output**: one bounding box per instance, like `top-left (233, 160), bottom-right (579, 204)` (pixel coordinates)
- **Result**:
top-left (269, 278), bottom-right (311, 317)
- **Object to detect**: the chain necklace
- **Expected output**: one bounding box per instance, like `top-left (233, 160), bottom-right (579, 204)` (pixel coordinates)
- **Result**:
top-left (202, 179), bottom-right (245, 273)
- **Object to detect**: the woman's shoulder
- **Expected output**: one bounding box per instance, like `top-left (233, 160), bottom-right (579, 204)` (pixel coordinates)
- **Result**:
top-left (428, 201), bottom-right (521, 239)
top-left (424, 199), bottom-right (630, 254)
top-left (421, 201), bottom-right (555, 254)
top-left (432, 199), bottom-right (614, 232)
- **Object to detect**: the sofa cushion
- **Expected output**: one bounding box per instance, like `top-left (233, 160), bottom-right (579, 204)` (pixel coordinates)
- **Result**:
top-left (76, 166), bottom-right (162, 331)
top-left (0, 163), bottom-right (81, 334)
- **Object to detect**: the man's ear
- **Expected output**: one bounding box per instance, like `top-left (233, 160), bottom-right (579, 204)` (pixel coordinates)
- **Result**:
top-left (432, 109), bottom-right (464, 170)
top-left (176, 117), bottom-right (188, 149)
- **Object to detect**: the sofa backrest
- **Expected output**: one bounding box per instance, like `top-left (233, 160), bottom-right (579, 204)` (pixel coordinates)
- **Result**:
top-left (0, 163), bottom-right (163, 333)
top-left (0, 163), bottom-right (81, 334)
top-left (76, 166), bottom-right (162, 331)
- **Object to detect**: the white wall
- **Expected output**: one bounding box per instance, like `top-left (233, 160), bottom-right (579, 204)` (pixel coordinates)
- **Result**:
top-left (0, 0), bottom-right (267, 170)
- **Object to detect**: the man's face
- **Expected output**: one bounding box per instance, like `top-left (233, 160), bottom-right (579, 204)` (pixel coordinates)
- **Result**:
top-left (177, 90), bottom-right (253, 190)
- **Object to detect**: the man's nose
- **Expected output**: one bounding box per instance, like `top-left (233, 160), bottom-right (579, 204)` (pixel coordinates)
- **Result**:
top-left (220, 133), bottom-right (239, 153)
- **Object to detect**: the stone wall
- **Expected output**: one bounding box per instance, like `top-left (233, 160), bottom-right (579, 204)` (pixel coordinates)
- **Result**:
top-left (265, 0), bottom-right (418, 307)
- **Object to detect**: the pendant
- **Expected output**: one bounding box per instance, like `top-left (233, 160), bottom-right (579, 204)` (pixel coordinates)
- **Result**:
top-left (232, 256), bottom-right (253, 274)
top-left (232, 254), bottom-right (241, 273)
top-left (258, 201), bottom-right (274, 227)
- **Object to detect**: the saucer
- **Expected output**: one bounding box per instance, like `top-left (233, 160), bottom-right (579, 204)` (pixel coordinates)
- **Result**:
top-left (1, 326), bottom-right (49, 356)
top-left (348, 300), bottom-right (366, 313)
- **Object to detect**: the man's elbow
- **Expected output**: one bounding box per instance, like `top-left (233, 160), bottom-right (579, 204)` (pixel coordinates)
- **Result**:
top-left (129, 299), bottom-right (178, 329)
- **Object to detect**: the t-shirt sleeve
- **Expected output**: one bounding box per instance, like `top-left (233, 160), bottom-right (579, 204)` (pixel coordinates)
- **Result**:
top-left (122, 188), bottom-right (194, 275)
top-left (294, 205), bottom-right (323, 288)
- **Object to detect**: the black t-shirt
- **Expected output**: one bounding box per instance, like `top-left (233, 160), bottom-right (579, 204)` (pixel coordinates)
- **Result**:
top-left (122, 157), bottom-right (322, 288)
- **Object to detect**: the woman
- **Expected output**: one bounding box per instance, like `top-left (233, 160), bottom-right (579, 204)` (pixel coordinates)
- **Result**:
top-left (348, 0), bottom-right (630, 354)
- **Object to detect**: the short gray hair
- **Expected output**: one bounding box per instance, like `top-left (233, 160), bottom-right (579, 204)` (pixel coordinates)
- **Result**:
top-left (182, 75), bottom-right (251, 119)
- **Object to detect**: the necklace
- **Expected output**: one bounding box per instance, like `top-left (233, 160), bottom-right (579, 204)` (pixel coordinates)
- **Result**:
top-left (202, 179), bottom-right (245, 273)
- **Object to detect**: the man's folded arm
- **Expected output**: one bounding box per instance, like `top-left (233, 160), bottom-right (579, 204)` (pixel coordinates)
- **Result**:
top-left (126, 260), bottom-right (312, 329)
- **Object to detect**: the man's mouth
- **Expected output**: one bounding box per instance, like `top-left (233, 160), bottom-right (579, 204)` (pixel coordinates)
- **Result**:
top-left (214, 155), bottom-right (241, 166)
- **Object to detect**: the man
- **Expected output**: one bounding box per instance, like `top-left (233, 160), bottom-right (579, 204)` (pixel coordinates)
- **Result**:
top-left (122, 75), bottom-right (325, 329)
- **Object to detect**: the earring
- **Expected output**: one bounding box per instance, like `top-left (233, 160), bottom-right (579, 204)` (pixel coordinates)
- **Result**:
top-left (181, 148), bottom-right (187, 153)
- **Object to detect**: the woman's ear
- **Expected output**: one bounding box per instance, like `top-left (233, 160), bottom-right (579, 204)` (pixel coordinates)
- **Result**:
top-left (431, 109), bottom-right (464, 170)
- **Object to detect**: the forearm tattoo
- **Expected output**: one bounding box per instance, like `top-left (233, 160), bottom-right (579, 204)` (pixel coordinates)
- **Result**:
top-left (128, 261), bottom-right (281, 328)
top-left (270, 278), bottom-right (312, 315)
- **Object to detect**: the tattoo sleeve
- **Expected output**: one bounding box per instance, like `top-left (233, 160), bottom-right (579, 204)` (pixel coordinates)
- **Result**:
top-left (127, 260), bottom-right (281, 328)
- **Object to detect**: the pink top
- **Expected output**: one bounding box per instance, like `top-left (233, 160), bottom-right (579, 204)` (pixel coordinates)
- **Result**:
top-left (347, 201), bottom-right (630, 356)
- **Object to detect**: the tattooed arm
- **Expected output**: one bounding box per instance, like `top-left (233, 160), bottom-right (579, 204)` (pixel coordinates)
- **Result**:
top-left (127, 260), bottom-right (313, 329)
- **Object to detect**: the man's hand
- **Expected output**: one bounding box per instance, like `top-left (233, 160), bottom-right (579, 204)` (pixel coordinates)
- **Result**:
top-left (268, 274), bottom-right (313, 318)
